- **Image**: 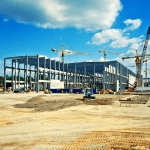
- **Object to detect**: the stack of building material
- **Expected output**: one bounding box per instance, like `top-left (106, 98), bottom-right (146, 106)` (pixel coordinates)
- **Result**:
top-left (0, 88), bottom-right (3, 92)
top-left (44, 89), bottom-right (48, 94)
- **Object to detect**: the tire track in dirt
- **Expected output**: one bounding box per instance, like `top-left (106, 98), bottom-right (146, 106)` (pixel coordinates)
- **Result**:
top-left (58, 131), bottom-right (150, 149)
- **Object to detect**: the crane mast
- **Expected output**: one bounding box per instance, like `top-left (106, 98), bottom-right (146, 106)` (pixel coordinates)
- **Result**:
top-left (136, 27), bottom-right (150, 87)
top-left (122, 27), bottom-right (150, 87)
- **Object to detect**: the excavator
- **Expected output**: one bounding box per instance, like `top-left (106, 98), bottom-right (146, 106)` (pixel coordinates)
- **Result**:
top-left (83, 88), bottom-right (95, 100)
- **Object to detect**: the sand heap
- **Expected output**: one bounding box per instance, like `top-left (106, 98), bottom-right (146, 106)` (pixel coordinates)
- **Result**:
top-left (13, 96), bottom-right (83, 112)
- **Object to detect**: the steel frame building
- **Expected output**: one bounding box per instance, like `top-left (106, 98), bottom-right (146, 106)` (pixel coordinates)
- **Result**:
top-left (4, 54), bottom-right (136, 92)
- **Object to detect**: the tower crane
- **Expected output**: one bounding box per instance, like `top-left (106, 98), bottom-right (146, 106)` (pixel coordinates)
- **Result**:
top-left (52, 45), bottom-right (90, 63)
top-left (98, 48), bottom-right (122, 61)
top-left (122, 26), bottom-right (150, 87)
top-left (122, 50), bottom-right (150, 87)
top-left (143, 58), bottom-right (150, 87)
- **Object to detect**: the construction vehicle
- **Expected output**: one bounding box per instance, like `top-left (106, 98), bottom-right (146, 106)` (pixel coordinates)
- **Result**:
top-left (52, 45), bottom-right (90, 63)
top-left (83, 88), bottom-right (95, 100)
top-left (122, 26), bottom-right (150, 87)
top-left (99, 48), bottom-right (122, 61)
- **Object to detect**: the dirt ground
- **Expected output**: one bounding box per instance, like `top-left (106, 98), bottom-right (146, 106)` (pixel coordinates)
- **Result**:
top-left (0, 92), bottom-right (150, 150)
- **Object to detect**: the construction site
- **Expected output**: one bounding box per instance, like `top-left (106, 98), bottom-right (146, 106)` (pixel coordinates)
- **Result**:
top-left (0, 27), bottom-right (150, 149)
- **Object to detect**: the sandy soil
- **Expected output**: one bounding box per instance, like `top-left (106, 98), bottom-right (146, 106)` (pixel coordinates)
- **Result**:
top-left (0, 92), bottom-right (150, 150)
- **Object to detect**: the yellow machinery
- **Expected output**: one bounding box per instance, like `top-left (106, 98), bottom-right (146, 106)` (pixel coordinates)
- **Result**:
top-left (98, 48), bottom-right (122, 61)
top-left (52, 45), bottom-right (90, 63)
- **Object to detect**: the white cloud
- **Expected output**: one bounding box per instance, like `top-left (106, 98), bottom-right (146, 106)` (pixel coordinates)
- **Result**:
top-left (86, 60), bottom-right (95, 62)
top-left (124, 19), bottom-right (142, 31)
top-left (0, 0), bottom-right (122, 31)
top-left (129, 42), bottom-right (141, 50)
top-left (89, 28), bottom-right (143, 48)
top-left (86, 41), bottom-right (91, 45)
top-left (51, 57), bottom-right (61, 61)
top-left (0, 60), bottom-right (4, 65)
top-left (6, 60), bottom-right (11, 65)
top-left (64, 50), bottom-right (74, 55)
top-left (88, 18), bottom-right (143, 48)
top-left (98, 57), bottom-right (110, 62)
top-left (89, 29), bottom-right (123, 45)
top-left (4, 18), bottom-right (9, 22)
top-left (110, 36), bottom-right (142, 48)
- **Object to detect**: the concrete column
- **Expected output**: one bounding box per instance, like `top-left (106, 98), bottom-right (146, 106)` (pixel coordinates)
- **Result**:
top-left (48, 58), bottom-right (51, 89)
top-left (12, 60), bottom-right (14, 91)
top-left (26, 54), bottom-right (28, 90)
top-left (34, 67), bottom-right (36, 91)
top-left (66, 63), bottom-right (68, 88)
top-left (82, 71), bottom-right (83, 87)
top-left (75, 62), bottom-right (76, 86)
top-left (30, 65), bottom-right (31, 90)
top-left (24, 64), bottom-right (26, 90)
top-left (37, 54), bottom-right (39, 93)
top-left (103, 63), bottom-right (105, 90)
top-left (115, 61), bottom-right (119, 92)
top-left (93, 61), bottom-right (95, 89)
top-left (73, 70), bottom-right (74, 87)
top-left (120, 64), bottom-right (122, 91)
top-left (15, 55), bottom-right (17, 90)
top-left (70, 69), bottom-right (72, 87)
top-left (84, 61), bottom-right (86, 87)
top-left (78, 70), bottom-right (81, 86)
top-left (54, 60), bottom-right (56, 80)
top-left (43, 57), bottom-right (46, 91)
top-left (127, 68), bottom-right (129, 88)
top-left (63, 62), bottom-right (64, 81)
top-left (18, 63), bottom-right (20, 89)
top-left (4, 56), bottom-right (6, 91)
top-left (58, 61), bottom-right (60, 80)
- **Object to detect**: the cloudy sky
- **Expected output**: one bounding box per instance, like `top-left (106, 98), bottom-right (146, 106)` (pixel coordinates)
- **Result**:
top-left (0, 0), bottom-right (150, 77)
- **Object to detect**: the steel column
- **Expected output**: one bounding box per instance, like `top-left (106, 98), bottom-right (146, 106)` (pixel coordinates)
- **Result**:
top-left (15, 55), bottom-right (17, 90)
top-left (75, 62), bottom-right (76, 86)
top-left (94, 61), bottom-right (95, 89)
top-left (24, 64), bottom-right (26, 90)
top-left (18, 63), bottom-right (20, 89)
top-left (37, 54), bottom-right (39, 93)
top-left (26, 54), bottom-right (28, 90)
top-left (84, 61), bottom-right (86, 87)
top-left (66, 63), bottom-right (68, 88)
top-left (30, 65), bottom-right (31, 90)
top-left (43, 57), bottom-right (46, 91)
top-left (4, 56), bottom-right (6, 91)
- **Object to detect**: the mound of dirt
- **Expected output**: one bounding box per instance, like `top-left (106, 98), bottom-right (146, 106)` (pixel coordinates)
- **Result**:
top-left (83, 98), bottom-right (113, 105)
top-left (13, 96), bottom-right (83, 112)
top-left (123, 95), bottom-right (149, 104)
top-left (27, 96), bottom-right (46, 103)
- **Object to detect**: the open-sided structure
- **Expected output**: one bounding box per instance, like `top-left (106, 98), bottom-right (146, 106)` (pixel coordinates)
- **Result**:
top-left (4, 54), bottom-right (137, 92)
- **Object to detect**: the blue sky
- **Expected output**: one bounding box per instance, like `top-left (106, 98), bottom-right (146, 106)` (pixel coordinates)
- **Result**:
top-left (0, 0), bottom-right (150, 77)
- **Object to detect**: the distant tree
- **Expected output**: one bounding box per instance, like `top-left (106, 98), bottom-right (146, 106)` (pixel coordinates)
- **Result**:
top-left (6, 75), bottom-right (11, 80)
